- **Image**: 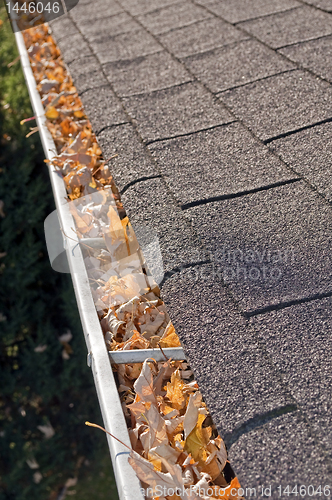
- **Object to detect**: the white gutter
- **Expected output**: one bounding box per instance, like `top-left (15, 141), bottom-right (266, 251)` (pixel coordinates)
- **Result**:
top-left (109, 347), bottom-right (185, 364)
top-left (14, 27), bottom-right (146, 500)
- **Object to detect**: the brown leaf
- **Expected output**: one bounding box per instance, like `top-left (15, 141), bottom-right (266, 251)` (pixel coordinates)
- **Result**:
top-left (133, 359), bottom-right (157, 405)
top-left (159, 321), bottom-right (181, 348)
top-left (165, 369), bottom-right (186, 411)
top-left (128, 450), bottom-right (183, 494)
top-left (183, 392), bottom-right (202, 440)
top-left (139, 404), bottom-right (168, 453)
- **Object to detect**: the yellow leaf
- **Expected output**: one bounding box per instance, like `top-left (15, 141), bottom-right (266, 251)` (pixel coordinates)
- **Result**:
top-left (201, 455), bottom-right (221, 482)
top-left (172, 433), bottom-right (184, 450)
top-left (184, 414), bottom-right (210, 464)
top-left (147, 454), bottom-right (162, 472)
top-left (121, 216), bottom-right (130, 255)
top-left (165, 370), bottom-right (186, 411)
top-left (45, 106), bottom-right (59, 120)
top-left (159, 322), bottom-right (181, 348)
top-left (107, 206), bottom-right (127, 245)
top-left (127, 363), bottom-right (142, 380)
top-left (212, 477), bottom-right (243, 499)
top-left (74, 110), bottom-right (85, 118)
top-left (159, 400), bottom-right (177, 416)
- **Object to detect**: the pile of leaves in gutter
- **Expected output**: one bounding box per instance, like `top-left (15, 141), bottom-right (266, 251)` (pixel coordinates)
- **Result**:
top-left (22, 24), bottom-right (243, 500)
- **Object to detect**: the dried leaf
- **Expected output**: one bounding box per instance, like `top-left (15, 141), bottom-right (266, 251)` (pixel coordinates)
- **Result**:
top-left (183, 392), bottom-right (202, 440)
top-left (133, 360), bottom-right (157, 404)
top-left (166, 369), bottom-right (186, 411)
top-left (159, 321), bottom-right (181, 348)
top-left (213, 437), bottom-right (227, 471)
top-left (184, 414), bottom-right (210, 464)
top-left (154, 360), bottom-right (176, 395)
top-left (139, 404), bottom-right (168, 453)
top-left (45, 106), bottom-right (59, 119)
top-left (128, 450), bottom-right (183, 493)
top-left (149, 443), bottom-right (181, 465)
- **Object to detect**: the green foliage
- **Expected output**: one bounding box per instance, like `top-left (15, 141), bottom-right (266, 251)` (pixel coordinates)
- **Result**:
top-left (67, 448), bottom-right (119, 500)
top-left (0, 11), bottom-right (117, 500)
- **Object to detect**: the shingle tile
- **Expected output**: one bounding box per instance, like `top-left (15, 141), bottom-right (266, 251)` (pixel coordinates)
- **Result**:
top-left (184, 39), bottom-right (294, 93)
top-left (158, 17), bottom-right (247, 58)
top-left (137, 1), bottom-right (211, 35)
top-left (117, 0), bottom-right (180, 16)
top-left (195, 0), bottom-right (300, 23)
top-left (251, 298), bottom-right (332, 455)
top-left (220, 70), bottom-right (332, 141)
top-left (279, 35), bottom-right (332, 83)
top-left (79, 86), bottom-right (128, 133)
top-left (67, 56), bottom-right (108, 94)
top-left (301, 0), bottom-right (332, 11)
top-left (160, 265), bottom-right (293, 439)
top-left (78, 12), bottom-right (140, 40)
top-left (186, 181), bottom-right (332, 313)
top-left (56, 32), bottom-right (92, 63)
top-left (121, 178), bottom-right (209, 271)
top-left (148, 122), bottom-right (298, 205)
top-left (49, 15), bottom-right (79, 41)
top-left (92, 30), bottom-right (162, 64)
top-left (228, 412), bottom-right (332, 493)
top-left (103, 51), bottom-right (192, 96)
top-left (97, 124), bottom-right (157, 192)
top-left (123, 82), bottom-right (232, 143)
top-left (269, 122), bottom-right (332, 202)
top-left (239, 6), bottom-right (332, 49)
top-left (70, 0), bottom-right (123, 24)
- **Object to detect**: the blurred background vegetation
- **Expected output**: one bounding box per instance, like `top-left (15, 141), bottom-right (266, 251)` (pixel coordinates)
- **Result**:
top-left (0, 7), bottom-right (118, 500)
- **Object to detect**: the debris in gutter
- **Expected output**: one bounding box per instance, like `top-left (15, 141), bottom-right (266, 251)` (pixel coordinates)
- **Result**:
top-left (21, 23), bottom-right (243, 500)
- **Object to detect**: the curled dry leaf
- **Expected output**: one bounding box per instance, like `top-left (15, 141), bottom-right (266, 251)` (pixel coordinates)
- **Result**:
top-left (133, 359), bottom-right (157, 405)
top-left (184, 392), bottom-right (202, 440)
top-left (159, 321), bottom-right (182, 348)
top-left (166, 369), bottom-right (186, 411)
top-left (128, 450), bottom-right (184, 497)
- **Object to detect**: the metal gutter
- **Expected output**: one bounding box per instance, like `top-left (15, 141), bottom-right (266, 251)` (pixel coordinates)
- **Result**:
top-left (14, 26), bottom-right (146, 500)
top-left (109, 347), bottom-right (185, 364)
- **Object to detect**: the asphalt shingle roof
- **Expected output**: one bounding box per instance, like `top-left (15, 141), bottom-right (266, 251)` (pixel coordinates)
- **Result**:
top-left (50, 0), bottom-right (332, 488)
